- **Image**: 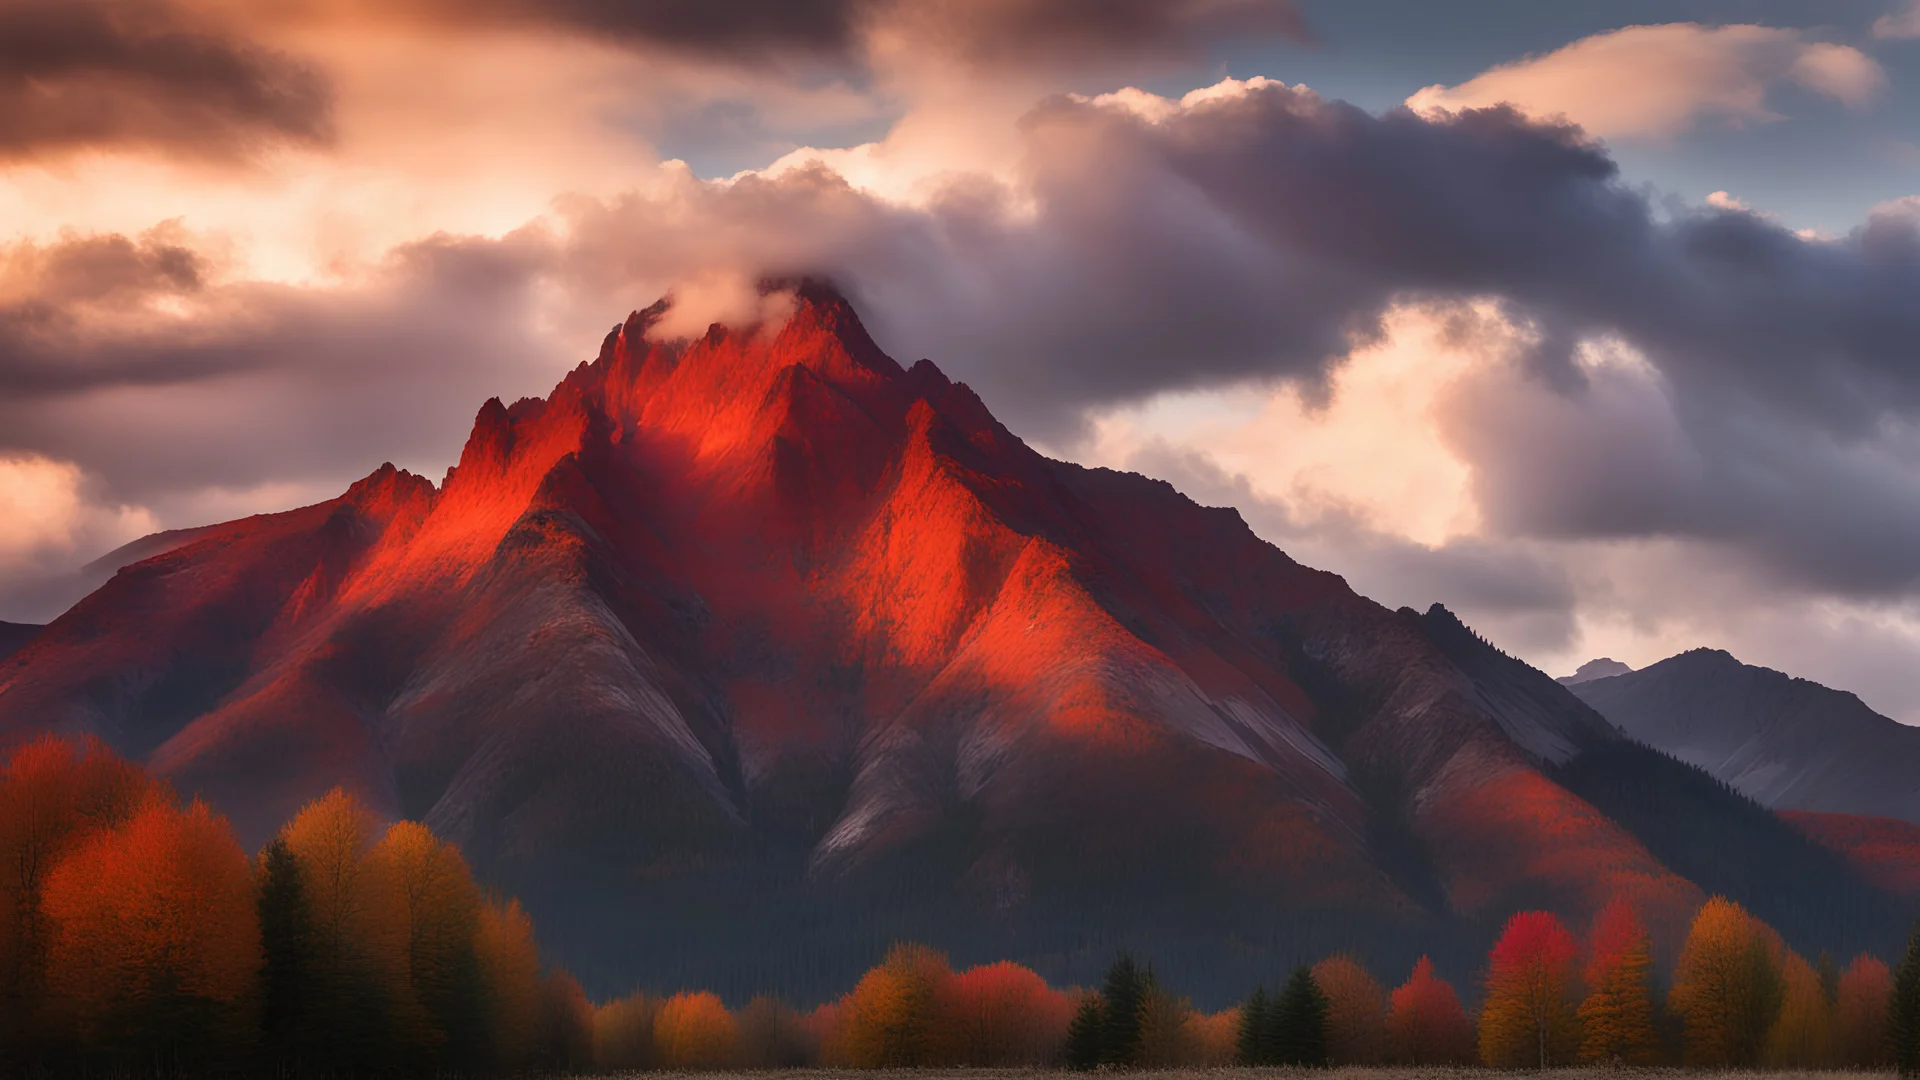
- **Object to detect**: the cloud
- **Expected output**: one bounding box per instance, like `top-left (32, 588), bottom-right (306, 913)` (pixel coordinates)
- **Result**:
top-left (0, 453), bottom-right (157, 623)
top-left (1875, 1), bottom-right (1920, 39)
top-left (220, 0), bottom-right (1307, 66)
top-left (1407, 24), bottom-right (1886, 139)
top-left (0, 0), bottom-right (332, 161)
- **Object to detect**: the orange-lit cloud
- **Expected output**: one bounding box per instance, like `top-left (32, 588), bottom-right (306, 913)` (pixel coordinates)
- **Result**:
top-left (1408, 24), bottom-right (1886, 139)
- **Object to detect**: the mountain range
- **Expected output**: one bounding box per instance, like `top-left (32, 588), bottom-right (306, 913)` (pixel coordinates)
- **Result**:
top-left (0, 285), bottom-right (1909, 1001)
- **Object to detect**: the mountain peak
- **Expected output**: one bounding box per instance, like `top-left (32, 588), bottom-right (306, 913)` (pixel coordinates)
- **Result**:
top-left (1559, 657), bottom-right (1633, 685)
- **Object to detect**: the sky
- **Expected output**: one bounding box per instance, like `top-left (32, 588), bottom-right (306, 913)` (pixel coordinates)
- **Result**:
top-left (5, 0), bottom-right (1920, 719)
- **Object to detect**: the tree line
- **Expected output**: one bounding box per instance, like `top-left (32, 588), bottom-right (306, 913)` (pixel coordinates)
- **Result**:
top-left (7, 735), bottom-right (1920, 1075)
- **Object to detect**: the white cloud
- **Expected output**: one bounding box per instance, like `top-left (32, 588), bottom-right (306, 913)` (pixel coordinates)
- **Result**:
top-left (1408, 24), bottom-right (1886, 139)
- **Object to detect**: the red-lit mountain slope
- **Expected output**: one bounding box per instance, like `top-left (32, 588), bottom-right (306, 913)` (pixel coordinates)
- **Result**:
top-left (0, 285), bottom-right (1890, 996)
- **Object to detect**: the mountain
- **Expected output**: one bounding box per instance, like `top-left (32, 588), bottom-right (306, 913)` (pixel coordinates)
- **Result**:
top-left (0, 286), bottom-right (1904, 1000)
top-left (1558, 657), bottom-right (1631, 685)
top-left (0, 623), bottom-right (38, 664)
top-left (1568, 649), bottom-right (1920, 826)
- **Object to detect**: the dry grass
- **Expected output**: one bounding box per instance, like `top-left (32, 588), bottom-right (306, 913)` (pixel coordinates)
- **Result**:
top-left (571, 1071), bottom-right (1899, 1080)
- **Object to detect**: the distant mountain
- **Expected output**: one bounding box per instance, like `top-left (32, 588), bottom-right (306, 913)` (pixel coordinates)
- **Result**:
top-left (1559, 657), bottom-right (1631, 685)
top-left (1568, 649), bottom-right (1920, 825)
top-left (0, 287), bottom-right (1904, 1000)
top-left (0, 623), bottom-right (39, 664)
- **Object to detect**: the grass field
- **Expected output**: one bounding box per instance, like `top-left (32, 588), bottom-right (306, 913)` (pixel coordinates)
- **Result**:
top-left (560, 1060), bottom-right (1896, 1068)
top-left (569, 1071), bottom-right (1900, 1079)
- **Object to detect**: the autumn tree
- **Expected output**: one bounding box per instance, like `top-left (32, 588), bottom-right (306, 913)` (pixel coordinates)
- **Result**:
top-left (476, 897), bottom-right (544, 1071)
top-left (1834, 953), bottom-right (1892, 1068)
top-left (1895, 924), bottom-right (1920, 1076)
top-left (1669, 896), bottom-right (1784, 1066)
top-left (1387, 956), bottom-right (1475, 1065)
top-left (1765, 949), bottom-right (1835, 1066)
top-left (1577, 900), bottom-right (1659, 1065)
top-left (280, 788), bottom-right (409, 1073)
top-left (0, 736), bottom-right (155, 1057)
top-left (372, 820), bottom-right (486, 1071)
top-left (737, 994), bottom-right (815, 1068)
top-left (1187, 1008), bottom-right (1241, 1066)
top-left (1313, 954), bottom-right (1386, 1065)
top-left (1479, 910), bottom-right (1581, 1067)
top-left (540, 968), bottom-right (595, 1072)
top-left (593, 990), bottom-right (659, 1071)
top-left (41, 798), bottom-right (260, 1071)
top-left (651, 989), bottom-right (738, 1068)
top-left (833, 942), bottom-right (954, 1067)
top-left (942, 960), bottom-right (1072, 1065)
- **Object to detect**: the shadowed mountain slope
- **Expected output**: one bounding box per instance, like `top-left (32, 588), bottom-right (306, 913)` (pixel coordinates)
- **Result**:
top-left (0, 287), bottom-right (1903, 1001)
top-left (1569, 649), bottom-right (1920, 825)
top-left (0, 623), bottom-right (37, 664)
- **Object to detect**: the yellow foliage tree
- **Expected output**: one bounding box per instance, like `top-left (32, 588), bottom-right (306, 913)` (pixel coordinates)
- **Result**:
top-left (1134, 983), bottom-right (1198, 1066)
top-left (370, 820), bottom-right (484, 1066)
top-left (41, 798), bottom-right (259, 1067)
top-left (1577, 900), bottom-right (1660, 1064)
top-left (654, 989), bottom-right (739, 1068)
top-left (1313, 954), bottom-right (1387, 1064)
top-left (1765, 949), bottom-right (1834, 1066)
top-left (1668, 897), bottom-right (1784, 1066)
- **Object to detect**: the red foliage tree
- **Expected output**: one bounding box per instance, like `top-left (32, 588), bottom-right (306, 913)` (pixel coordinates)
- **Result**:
top-left (1578, 899), bottom-right (1660, 1064)
top-left (1835, 953), bottom-right (1894, 1067)
top-left (1387, 956), bottom-right (1475, 1064)
top-left (941, 960), bottom-right (1073, 1065)
top-left (1479, 910), bottom-right (1582, 1067)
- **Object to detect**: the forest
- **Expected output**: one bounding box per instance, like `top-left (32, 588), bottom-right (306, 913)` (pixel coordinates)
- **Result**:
top-left (3, 735), bottom-right (1920, 1076)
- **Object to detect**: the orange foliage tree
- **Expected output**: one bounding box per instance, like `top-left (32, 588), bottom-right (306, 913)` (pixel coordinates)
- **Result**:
top-left (0, 735), bottom-right (156, 1050)
top-left (653, 989), bottom-right (739, 1068)
top-left (1765, 949), bottom-right (1835, 1066)
top-left (1669, 896), bottom-right (1784, 1066)
top-left (1577, 899), bottom-right (1660, 1064)
top-left (476, 896), bottom-right (544, 1070)
top-left (594, 990), bottom-right (660, 1070)
top-left (1387, 956), bottom-right (1475, 1064)
top-left (941, 960), bottom-right (1073, 1065)
top-left (539, 968), bottom-right (595, 1072)
top-left (40, 797), bottom-right (260, 1068)
top-left (1835, 953), bottom-right (1893, 1067)
top-left (1186, 1008), bottom-right (1242, 1066)
top-left (1479, 910), bottom-right (1581, 1067)
top-left (829, 942), bottom-right (955, 1067)
top-left (1313, 953), bottom-right (1386, 1064)
top-left (737, 994), bottom-right (814, 1068)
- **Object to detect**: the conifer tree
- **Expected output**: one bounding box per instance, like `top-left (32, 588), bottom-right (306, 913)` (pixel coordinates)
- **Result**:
top-left (257, 836), bottom-right (315, 1070)
top-left (1236, 985), bottom-right (1271, 1065)
top-left (1894, 924), bottom-right (1920, 1076)
top-left (1272, 966), bottom-right (1330, 1065)
top-left (1065, 995), bottom-right (1106, 1070)
top-left (1099, 953), bottom-right (1148, 1066)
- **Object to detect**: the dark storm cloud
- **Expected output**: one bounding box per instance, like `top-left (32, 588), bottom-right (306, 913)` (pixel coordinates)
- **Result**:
top-left (10, 78), bottom-right (1920, 610)
top-left (266, 0), bottom-right (1306, 63)
top-left (0, 0), bottom-right (332, 160)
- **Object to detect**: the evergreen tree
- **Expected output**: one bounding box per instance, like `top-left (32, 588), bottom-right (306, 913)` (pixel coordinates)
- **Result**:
top-left (1066, 995), bottom-right (1106, 1070)
top-left (1237, 985), bottom-right (1271, 1066)
top-left (1272, 966), bottom-right (1330, 1065)
top-left (1894, 924), bottom-right (1920, 1077)
top-left (1100, 953), bottom-right (1148, 1066)
top-left (257, 836), bottom-right (315, 1071)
